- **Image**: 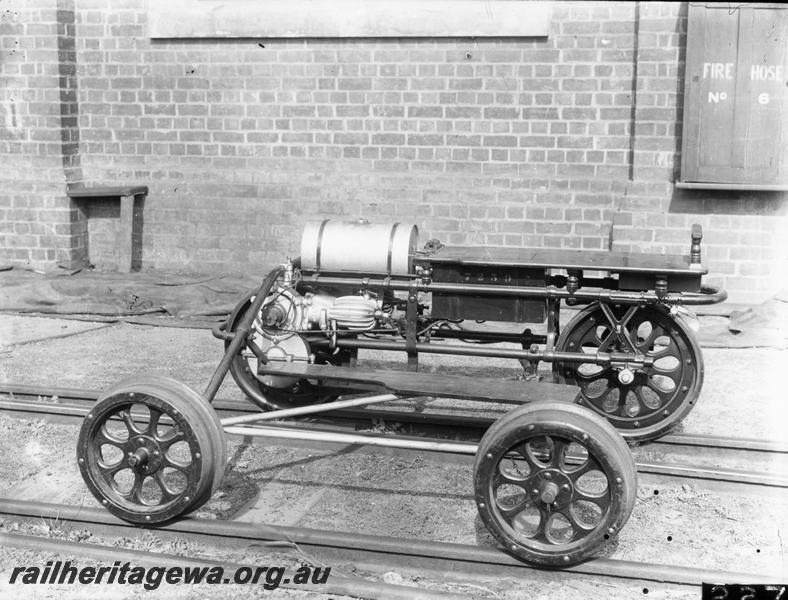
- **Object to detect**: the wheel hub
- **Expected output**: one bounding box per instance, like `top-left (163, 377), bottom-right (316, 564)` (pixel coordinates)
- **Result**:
top-left (531, 469), bottom-right (573, 510)
top-left (128, 435), bottom-right (163, 472)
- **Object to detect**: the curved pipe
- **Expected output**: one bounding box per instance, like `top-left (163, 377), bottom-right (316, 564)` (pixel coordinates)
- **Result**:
top-left (672, 283), bottom-right (728, 306)
top-left (203, 267), bottom-right (284, 402)
top-left (211, 319), bottom-right (232, 341)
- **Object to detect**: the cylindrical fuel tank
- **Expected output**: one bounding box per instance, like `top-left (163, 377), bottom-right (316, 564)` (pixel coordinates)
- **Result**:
top-left (300, 219), bottom-right (419, 275)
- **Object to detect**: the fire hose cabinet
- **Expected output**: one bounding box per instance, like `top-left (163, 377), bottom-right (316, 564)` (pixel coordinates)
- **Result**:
top-left (679, 3), bottom-right (788, 190)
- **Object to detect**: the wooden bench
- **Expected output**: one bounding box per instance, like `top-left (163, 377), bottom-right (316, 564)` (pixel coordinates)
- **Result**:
top-left (259, 362), bottom-right (579, 404)
top-left (66, 185), bottom-right (148, 273)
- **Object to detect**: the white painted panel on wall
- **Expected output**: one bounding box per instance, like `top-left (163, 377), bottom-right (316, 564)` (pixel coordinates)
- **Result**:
top-left (149, 1), bottom-right (551, 38)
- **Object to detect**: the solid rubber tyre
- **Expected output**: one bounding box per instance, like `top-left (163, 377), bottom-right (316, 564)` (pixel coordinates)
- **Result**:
top-left (474, 402), bottom-right (637, 567)
top-left (78, 375), bottom-right (224, 523)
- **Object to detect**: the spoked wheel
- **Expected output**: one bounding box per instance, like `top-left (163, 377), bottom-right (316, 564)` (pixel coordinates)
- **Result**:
top-left (554, 303), bottom-right (703, 442)
top-left (226, 291), bottom-right (354, 411)
top-left (474, 403), bottom-right (637, 567)
top-left (77, 375), bottom-right (226, 523)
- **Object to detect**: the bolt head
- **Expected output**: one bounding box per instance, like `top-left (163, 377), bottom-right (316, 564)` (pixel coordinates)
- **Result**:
top-left (618, 369), bottom-right (635, 385)
top-left (544, 472), bottom-right (551, 480)
top-left (527, 424), bottom-right (535, 431)
top-left (195, 453), bottom-right (201, 459)
top-left (563, 555), bottom-right (570, 563)
top-left (532, 489), bottom-right (539, 496)
top-left (102, 499), bottom-right (108, 505)
top-left (562, 484), bottom-right (570, 491)
top-left (78, 458), bottom-right (84, 464)
top-left (87, 413), bottom-right (94, 419)
top-left (615, 477), bottom-right (622, 484)
top-left (486, 453), bottom-right (493, 459)
top-left (478, 502), bottom-right (485, 509)
top-left (145, 515), bottom-right (151, 521)
top-left (184, 496), bottom-right (190, 502)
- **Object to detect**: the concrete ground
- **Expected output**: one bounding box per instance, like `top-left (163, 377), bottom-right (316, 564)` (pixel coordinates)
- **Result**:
top-left (0, 309), bottom-right (786, 599)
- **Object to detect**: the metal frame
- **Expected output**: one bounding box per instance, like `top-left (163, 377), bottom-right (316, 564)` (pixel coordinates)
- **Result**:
top-left (205, 227), bottom-right (727, 438)
top-left (210, 275), bottom-right (724, 388)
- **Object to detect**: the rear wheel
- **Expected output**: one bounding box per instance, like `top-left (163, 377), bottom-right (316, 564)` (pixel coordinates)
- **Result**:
top-left (554, 304), bottom-right (703, 442)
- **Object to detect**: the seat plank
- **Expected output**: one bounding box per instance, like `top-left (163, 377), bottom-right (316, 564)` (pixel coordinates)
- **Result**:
top-left (259, 362), bottom-right (578, 404)
top-left (429, 245), bottom-right (705, 275)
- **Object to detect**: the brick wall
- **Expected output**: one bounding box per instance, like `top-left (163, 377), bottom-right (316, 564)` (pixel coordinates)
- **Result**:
top-left (1, 0), bottom-right (786, 302)
top-left (0, 0), bottom-right (86, 267)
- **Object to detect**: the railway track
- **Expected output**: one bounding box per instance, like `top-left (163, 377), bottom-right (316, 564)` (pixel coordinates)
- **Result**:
top-left (1, 383), bottom-right (787, 491)
top-left (0, 498), bottom-right (783, 595)
top-left (1, 384), bottom-right (786, 596)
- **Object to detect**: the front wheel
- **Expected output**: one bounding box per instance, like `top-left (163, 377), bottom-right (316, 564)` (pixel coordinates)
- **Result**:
top-left (77, 375), bottom-right (225, 523)
top-left (474, 402), bottom-right (637, 567)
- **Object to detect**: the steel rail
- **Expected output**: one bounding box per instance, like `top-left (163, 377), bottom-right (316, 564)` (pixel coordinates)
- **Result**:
top-left (1, 391), bottom-right (786, 490)
top-left (2, 382), bottom-right (787, 455)
top-left (221, 421), bottom-right (788, 489)
top-left (0, 499), bottom-right (781, 588)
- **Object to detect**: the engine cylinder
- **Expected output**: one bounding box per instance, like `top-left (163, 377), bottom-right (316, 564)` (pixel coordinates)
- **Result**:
top-left (328, 296), bottom-right (378, 330)
top-left (300, 219), bottom-right (419, 275)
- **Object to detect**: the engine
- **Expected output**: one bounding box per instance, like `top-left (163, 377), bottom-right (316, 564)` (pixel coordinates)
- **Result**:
top-left (259, 286), bottom-right (385, 335)
top-left (249, 261), bottom-right (398, 388)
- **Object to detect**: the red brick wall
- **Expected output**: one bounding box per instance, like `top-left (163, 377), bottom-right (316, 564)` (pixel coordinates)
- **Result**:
top-left (1, 0), bottom-right (786, 302)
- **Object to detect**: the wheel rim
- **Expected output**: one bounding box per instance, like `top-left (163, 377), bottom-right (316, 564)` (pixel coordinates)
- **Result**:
top-left (556, 305), bottom-right (701, 438)
top-left (78, 393), bottom-right (210, 523)
top-left (487, 433), bottom-right (617, 554)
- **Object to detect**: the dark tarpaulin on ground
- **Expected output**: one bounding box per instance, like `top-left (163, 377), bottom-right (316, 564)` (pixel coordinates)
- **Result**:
top-left (0, 268), bottom-right (265, 321)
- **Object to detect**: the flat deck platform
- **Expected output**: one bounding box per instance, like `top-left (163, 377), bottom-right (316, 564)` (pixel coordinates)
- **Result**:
top-left (428, 246), bottom-right (706, 275)
top-left (259, 362), bottom-right (579, 404)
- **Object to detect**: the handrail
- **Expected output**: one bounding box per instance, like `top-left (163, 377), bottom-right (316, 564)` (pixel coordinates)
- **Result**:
top-left (670, 284), bottom-right (728, 306)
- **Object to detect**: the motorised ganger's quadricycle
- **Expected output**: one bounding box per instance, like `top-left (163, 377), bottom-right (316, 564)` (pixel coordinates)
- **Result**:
top-left (77, 219), bottom-right (726, 567)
